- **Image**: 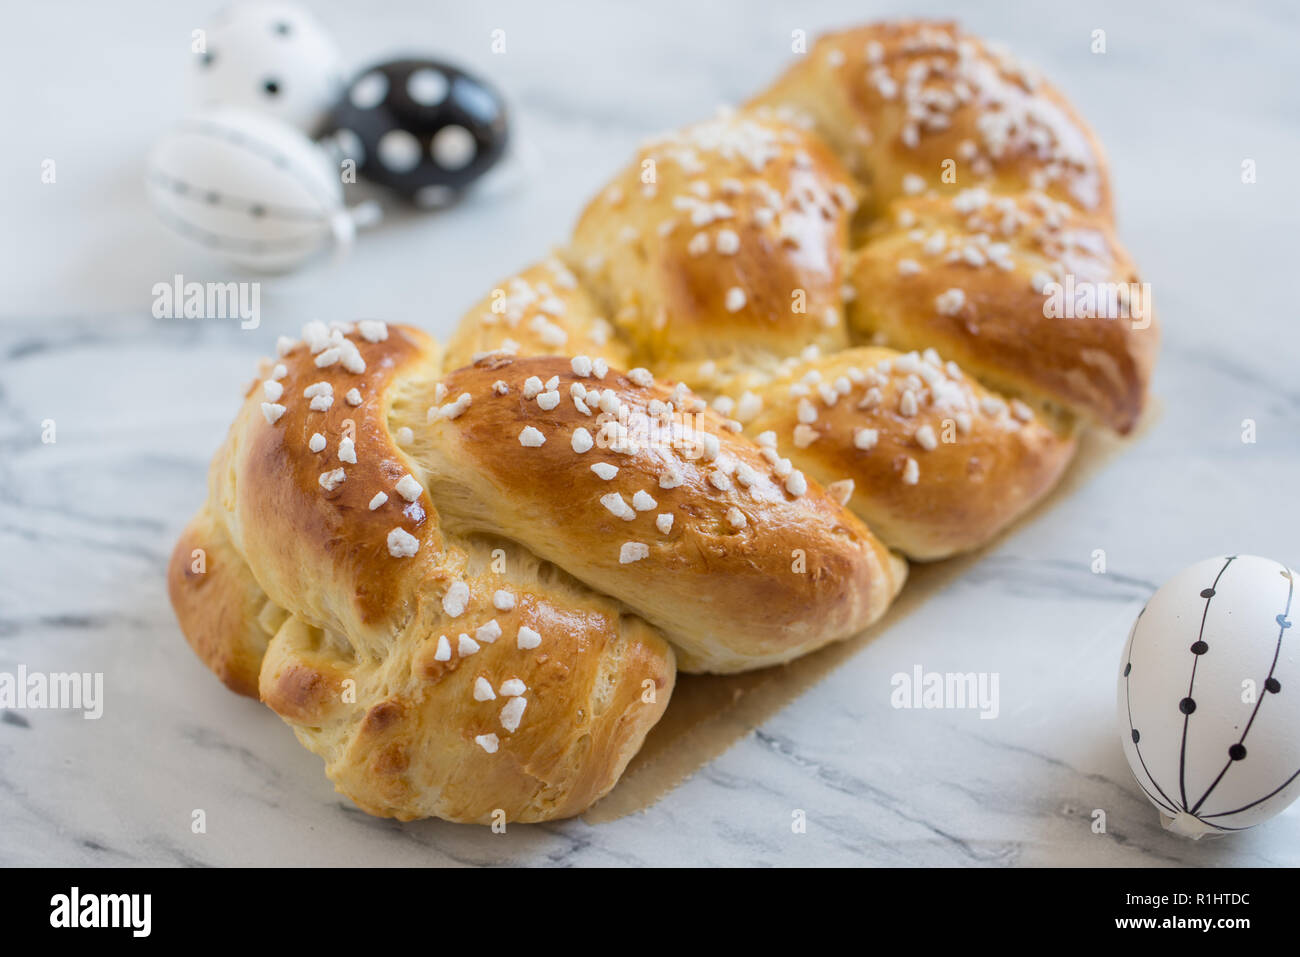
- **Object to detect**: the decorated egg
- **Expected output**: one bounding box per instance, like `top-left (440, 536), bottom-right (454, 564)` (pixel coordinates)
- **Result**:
top-left (323, 58), bottom-right (509, 206)
top-left (1118, 554), bottom-right (1299, 837)
top-left (190, 2), bottom-right (345, 134)
top-left (146, 107), bottom-right (361, 272)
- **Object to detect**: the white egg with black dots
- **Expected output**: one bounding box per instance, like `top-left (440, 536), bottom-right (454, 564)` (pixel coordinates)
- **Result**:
top-left (1118, 554), bottom-right (1300, 838)
top-left (190, 1), bottom-right (345, 134)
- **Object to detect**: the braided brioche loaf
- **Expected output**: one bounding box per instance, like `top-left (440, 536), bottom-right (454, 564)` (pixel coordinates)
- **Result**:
top-left (169, 20), bottom-right (1156, 823)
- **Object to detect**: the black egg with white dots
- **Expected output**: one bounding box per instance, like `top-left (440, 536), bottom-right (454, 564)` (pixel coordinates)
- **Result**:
top-left (325, 59), bottom-right (509, 206)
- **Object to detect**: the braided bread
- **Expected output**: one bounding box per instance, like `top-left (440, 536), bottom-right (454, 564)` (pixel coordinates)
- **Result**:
top-left (169, 20), bottom-right (1157, 823)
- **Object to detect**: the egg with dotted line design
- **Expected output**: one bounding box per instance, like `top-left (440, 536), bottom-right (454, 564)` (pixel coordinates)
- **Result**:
top-left (190, 1), bottom-right (345, 134)
top-left (1118, 554), bottom-right (1300, 838)
top-left (146, 107), bottom-right (353, 272)
top-left (323, 58), bottom-right (509, 206)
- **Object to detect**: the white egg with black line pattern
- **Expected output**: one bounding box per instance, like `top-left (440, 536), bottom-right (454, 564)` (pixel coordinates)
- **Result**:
top-left (145, 107), bottom-right (380, 272)
top-left (1118, 554), bottom-right (1300, 839)
top-left (190, 1), bottom-right (345, 134)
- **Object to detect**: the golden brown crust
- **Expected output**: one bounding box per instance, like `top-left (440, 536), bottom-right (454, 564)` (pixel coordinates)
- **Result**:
top-left (748, 20), bottom-right (1112, 219)
top-left (258, 541), bottom-right (675, 823)
top-left (192, 323), bottom-right (463, 687)
top-left (442, 259), bottom-right (629, 372)
top-left (744, 347), bottom-right (1077, 559)
top-left (416, 355), bottom-right (905, 672)
top-left (847, 191), bottom-right (1157, 432)
top-left (167, 505), bottom-right (274, 697)
top-left (568, 112), bottom-right (858, 371)
top-left (170, 321), bottom-right (677, 823)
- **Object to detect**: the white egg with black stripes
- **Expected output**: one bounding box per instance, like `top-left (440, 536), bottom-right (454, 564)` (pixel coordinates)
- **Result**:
top-left (145, 107), bottom-right (371, 272)
top-left (1118, 554), bottom-right (1300, 838)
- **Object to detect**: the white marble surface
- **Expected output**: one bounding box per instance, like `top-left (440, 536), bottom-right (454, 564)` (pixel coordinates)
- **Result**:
top-left (1, 0), bottom-right (1298, 866)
